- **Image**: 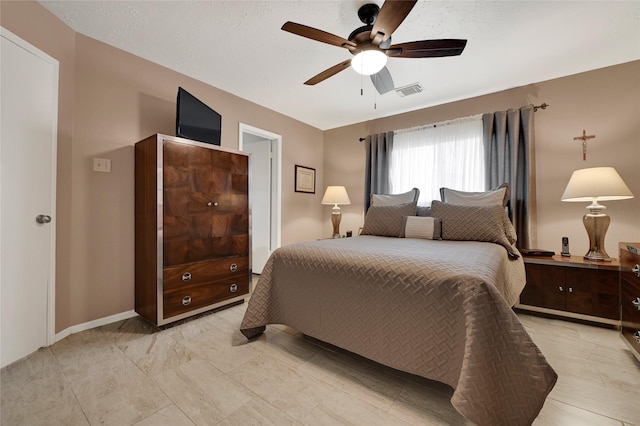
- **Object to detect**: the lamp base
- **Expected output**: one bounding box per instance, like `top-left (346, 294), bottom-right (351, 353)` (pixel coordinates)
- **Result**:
top-left (582, 210), bottom-right (612, 261)
top-left (331, 208), bottom-right (342, 239)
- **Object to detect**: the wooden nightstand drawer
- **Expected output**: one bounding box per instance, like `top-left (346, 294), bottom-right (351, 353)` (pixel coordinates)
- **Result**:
top-left (620, 243), bottom-right (640, 360)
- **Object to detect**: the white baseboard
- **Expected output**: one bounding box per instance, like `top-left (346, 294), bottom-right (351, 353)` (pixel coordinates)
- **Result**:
top-left (54, 310), bottom-right (139, 343)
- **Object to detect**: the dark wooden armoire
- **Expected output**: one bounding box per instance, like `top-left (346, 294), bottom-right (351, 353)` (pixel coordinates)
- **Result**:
top-left (135, 134), bottom-right (250, 326)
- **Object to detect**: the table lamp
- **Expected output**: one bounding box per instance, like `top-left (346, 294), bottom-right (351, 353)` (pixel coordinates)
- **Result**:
top-left (321, 186), bottom-right (351, 238)
top-left (561, 167), bottom-right (634, 261)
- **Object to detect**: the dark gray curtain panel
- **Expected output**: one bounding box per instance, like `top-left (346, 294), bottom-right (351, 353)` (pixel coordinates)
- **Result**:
top-left (482, 106), bottom-right (537, 249)
top-left (364, 131), bottom-right (394, 212)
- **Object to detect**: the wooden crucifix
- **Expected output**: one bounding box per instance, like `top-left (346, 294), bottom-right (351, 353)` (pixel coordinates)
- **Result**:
top-left (573, 130), bottom-right (596, 160)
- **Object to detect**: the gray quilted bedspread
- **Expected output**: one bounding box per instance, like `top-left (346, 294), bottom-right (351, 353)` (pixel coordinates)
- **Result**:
top-left (240, 236), bottom-right (557, 425)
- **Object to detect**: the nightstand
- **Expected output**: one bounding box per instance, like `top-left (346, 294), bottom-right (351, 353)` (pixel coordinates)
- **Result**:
top-left (516, 255), bottom-right (620, 326)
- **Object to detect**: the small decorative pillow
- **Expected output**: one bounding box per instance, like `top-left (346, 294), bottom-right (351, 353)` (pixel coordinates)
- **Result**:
top-left (430, 200), bottom-right (519, 259)
top-left (361, 202), bottom-right (417, 237)
top-left (439, 183), bottom-right (510, 207)
top-left (371, 188), bottom-right (420, 207)
top-left (400, 216), bottom-right (442, 240)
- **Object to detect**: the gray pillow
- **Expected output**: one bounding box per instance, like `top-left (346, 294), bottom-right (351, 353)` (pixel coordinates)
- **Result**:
top-left (370, 188), bottom-right (420, 207)
top-left (361, 202), bottom-right (417, 237)
top-left (439, 183), bottom-right (510, 207)
top-left (430, 200), bottom-right (519, 259)
top-left (416, 206), bottom-right (433, 217)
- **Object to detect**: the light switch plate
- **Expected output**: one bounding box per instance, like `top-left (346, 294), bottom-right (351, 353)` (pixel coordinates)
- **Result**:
top-left (93, 157), bottom-right (111, 173)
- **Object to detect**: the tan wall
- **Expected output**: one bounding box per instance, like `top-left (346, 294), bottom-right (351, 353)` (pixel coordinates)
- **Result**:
top-left (2, 1), bottom-right (324, 332)
top-left (325, 61), bottom-right (640, 257)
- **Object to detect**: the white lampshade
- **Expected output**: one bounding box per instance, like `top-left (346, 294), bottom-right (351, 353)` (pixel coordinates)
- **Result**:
top-left (561, 167), bottom-right (634, 202)
top-left (351, 50), bottom-right (387, 75)
top-left (321, 186), bottom-right (351, 206)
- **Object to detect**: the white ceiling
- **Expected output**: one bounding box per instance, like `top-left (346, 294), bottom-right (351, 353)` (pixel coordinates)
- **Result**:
top-left (39, 1), bottom-right (640, 131)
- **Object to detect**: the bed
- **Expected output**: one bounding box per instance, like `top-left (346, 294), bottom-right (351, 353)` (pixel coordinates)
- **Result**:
top-left (240, 197), bottom-right (557, 426)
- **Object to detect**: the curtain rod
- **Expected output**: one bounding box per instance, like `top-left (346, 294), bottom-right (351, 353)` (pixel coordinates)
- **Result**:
top-left (358, 103), bottom-right (549, 141)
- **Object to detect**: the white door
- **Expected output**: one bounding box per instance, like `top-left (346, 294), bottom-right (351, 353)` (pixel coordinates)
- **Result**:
top-left (1, 28), bottom-right (58, 368)
top-left (239, 124), bottom-right (281, 275)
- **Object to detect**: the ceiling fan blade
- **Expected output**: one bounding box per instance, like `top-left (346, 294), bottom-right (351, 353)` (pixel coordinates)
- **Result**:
top-left (282, 22), bottom-right (356, 49)
top-left (370, 66), bottom-right (395, 95)
top-left (304, 59), bottom-right (353, 85)
top-left (370, 0), bottom-right (417, 44)
top-left (389, 39), bottom-right (467, 58)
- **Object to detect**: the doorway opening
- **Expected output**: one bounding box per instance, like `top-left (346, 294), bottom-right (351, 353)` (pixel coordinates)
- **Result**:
top-left (239, 124), bottom-right (282, 275)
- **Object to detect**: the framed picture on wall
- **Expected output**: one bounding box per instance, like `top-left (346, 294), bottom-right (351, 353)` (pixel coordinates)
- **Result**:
top-left (294, 165), bottom-right (316, 194)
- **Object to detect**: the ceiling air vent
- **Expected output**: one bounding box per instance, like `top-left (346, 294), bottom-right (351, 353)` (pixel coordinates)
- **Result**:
top-left (395, 83), bottom-right (423, 97)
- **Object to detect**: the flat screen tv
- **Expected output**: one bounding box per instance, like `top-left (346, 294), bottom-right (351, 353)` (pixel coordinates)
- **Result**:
top-left (176, 87), bottom-right (221, 146)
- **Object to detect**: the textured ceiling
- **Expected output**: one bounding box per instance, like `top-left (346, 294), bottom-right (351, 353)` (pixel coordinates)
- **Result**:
top-left (39, 1), bottom-right (640, 130)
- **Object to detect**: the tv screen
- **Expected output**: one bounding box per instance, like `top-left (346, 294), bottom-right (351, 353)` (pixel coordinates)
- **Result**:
top-left (176, 87), bottom-right (221, 146)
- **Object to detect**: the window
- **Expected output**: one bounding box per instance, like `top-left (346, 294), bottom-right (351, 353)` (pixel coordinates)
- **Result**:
top-left (390, 115), bottom-right (485, 205)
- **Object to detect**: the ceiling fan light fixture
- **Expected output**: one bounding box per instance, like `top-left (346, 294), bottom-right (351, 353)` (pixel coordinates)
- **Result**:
top-left (351, 50), bottom-right (387, 75)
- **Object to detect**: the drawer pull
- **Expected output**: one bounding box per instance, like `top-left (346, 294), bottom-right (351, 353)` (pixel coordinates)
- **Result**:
top-left (182, 296), bottom-right (192, 306)
top-left (181, 272), bottom-right (192, 282)
top-left (568, 287), bottom-right (573, 293)
top-left (632, 297), bottom-right (640, 310)
top-left (206, 202), bottom-right (219, 207)
top-left (229, 263), bottom-right (238, 272)
top-left (558, 286), bottom-right (563, 292)
top-left (229, 283), bottom-right (238, 293)
top-left (633, 264), bottom-right (640, 278)
top-left (634, 331), bottom-right (640, 343)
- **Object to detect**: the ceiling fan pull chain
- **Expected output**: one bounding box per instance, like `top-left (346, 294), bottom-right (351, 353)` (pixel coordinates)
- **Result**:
top-left (374, 74), bottom-right (377, 109)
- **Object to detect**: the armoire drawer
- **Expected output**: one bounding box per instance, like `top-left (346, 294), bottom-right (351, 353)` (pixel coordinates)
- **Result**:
top-left (163, 256), bottom-right (248, 291)
top-left (163, 276), bottom-right (249, 319)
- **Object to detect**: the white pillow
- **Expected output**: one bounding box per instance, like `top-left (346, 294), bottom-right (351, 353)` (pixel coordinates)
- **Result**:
top-left (440, 183), bottom-right (509, 207)
top-left (371, 188), bottom-right (419, 206)
top-left (400, 216), bottom-right (442, 240)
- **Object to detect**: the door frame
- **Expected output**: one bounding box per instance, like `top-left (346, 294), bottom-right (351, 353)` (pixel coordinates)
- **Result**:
top-left (1, 27), bottom-right (58, 348)
top-left (238, 123), bottom-right (282, 257)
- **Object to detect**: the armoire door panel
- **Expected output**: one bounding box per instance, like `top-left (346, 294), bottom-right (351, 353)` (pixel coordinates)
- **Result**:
top-left (231, 173), bottom-right (249, 193)
top-left (191, 167), bottom-right (215, 194)
top-left (211, 169), bottom-right (231, 193)
top-left (163, 165), bottom-right (190, 188)
top-left (164, 189), bottom-right (189, 217)
top-left (211, 235), bottom-right (249, 257)
top-left (212, 194), bottom-right (248, 214)
top-left (211, 215), bottom-right (231, 237)
top-left (164, 237), bottom-right (213, 266)
top-left (163, 142), bottom-right (190, 166)
top-left (229, 214), bottom-right (249, 235)
top-left (164, 215), bottom-right (190, 239)
top-left (191, 213), bottom-right (214, 239)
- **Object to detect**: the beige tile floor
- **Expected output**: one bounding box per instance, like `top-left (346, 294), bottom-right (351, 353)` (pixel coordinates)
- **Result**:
top-left (2, 292), bottom-right (639, 425)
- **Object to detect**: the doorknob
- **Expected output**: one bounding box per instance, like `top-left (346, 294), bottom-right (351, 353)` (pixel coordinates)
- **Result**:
top-left (35, 215), bottom-right (52, 224)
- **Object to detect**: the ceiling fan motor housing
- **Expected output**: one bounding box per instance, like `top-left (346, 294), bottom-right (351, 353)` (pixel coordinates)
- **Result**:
top-left (358, 3), bottom-right (380, 25)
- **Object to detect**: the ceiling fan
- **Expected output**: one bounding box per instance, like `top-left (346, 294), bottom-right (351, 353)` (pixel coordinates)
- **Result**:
top-left (282, 0), bottom-right (467, 95)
